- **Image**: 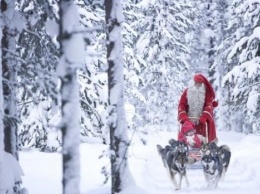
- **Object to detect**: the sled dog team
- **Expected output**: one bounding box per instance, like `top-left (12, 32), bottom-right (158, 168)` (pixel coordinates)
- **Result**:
top-left (156, 73), bottom-right (231, 190)
top-left (157, 139), bottom-right (231, 190)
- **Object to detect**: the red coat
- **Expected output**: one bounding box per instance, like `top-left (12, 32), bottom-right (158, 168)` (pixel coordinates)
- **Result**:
top-left (177, 89), bottom-right (217, 143)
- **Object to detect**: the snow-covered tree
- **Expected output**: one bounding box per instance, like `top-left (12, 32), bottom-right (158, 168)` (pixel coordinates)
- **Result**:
top-left (105, 0), bottom-right (132, 192)
top-left (1, 2), bottom-right (27, 193)
top-left (180, 0), bottom-right (206, 74)
top-left (15, 0), bottom-right (59, 150)
top-left (222, 0), bottom-right (260, 134)
top-left (1, 0), bottom-right (19, 160)
top-left (206, 0), bottom-right (218, 79)
top-left (58, 0), bottom-right (84, 193)
top-left (76, 0), bottom-right (109, 143)
top-left (15, 0), bottom-right (108, 149)
top-left (211, 0), bottom-right (231, 131)
top-left (122, 0), bottom-right (146, 130)
top-left (187, 0), bottom-right (219, 75)
top-left (133, 0), bottom-right (192, 128)
top-left (0, 2), bottom-right (5, 192)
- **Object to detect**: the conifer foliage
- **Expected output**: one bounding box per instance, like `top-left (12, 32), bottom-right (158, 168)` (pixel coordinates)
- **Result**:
top-left (222, 0), bottom-right (260, 134)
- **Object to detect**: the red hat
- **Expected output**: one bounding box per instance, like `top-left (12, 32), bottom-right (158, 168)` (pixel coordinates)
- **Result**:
top-left (193, 74), bottom-right (216, 101)
top-left (181, 120), bottom-right (195, 134)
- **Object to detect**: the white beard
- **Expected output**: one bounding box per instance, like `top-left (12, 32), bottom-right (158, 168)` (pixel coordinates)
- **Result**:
top-left (187, 80), bottom-right (206, 121)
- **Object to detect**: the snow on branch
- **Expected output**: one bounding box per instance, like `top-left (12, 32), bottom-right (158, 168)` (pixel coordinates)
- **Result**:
top-left (227, 36), bottom-right (248, 63)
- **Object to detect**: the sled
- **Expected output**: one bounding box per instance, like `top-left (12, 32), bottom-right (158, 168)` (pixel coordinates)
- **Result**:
top-left (187, 148), bottom-right (203, 169)
top-left (178, 117), bottom-right (209, 169)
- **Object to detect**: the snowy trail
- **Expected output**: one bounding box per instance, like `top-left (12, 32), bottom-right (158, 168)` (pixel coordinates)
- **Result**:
top-left (20, 129), bottom-right (260, 194)
top-left (129, 130), bottom-right (260, 194)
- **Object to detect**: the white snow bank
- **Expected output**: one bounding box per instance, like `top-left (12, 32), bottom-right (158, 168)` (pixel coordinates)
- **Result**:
top-left (3, 151), bottom-right (24, 192)
top-left (19, 130), bottom-right (260, 194)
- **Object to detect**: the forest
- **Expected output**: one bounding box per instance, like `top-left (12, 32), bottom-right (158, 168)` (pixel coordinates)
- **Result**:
top-left (0, 0), bottom-right (259, 194)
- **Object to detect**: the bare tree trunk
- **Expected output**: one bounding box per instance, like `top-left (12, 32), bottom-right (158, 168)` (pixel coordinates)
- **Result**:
top-left (105, 0), bottom-right (130, 193)
top-left (58, 0), bottom-right (84, 194)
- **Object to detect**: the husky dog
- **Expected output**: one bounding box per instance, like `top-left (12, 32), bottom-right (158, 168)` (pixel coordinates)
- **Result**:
top-left (200, 143), bottom-right (210, 156)
top-left (201, 142), bottom-right (219, 157)
top-left (201, 142), bottom-right (231, 179)
top-left (177, 141), bottom-right (189, 154)
top-left (218, 145), bottom-right (231, 179)
top-left (208, 142), bottom-right (219, 156)
top-left (201, 154), bottom-right (223, 188)
top-left (168, 139), bottom-right (189, 153)
top-left (157, 141), bottom-right (189, 190)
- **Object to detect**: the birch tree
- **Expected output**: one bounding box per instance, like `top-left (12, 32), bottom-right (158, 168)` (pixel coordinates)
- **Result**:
top-left (0, 2), bottom-right (5, 192)
top-left (1, 0), bottom-right (19, 160)
top-left (105, 0), bottom-right (130, 193)
top-left (58, 0), bottom-right (84, 193)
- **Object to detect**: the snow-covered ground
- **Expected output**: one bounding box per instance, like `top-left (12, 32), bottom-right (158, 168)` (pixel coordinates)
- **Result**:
top-left (20, 129), bottom-right (260, 194)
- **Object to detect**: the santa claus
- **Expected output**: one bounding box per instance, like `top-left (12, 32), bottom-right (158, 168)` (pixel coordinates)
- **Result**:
top-left (177, 74), bottom-right (218, 143)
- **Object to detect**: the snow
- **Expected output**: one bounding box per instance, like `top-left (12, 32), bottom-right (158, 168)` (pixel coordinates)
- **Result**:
top-left (19, 129), bottom-right (260, 194)
top-left (2, 151), bottom-right (25, 193)
top-left (3, 152), bottom-right (24, 188)
top-left (45, 19), bottom-right (59, 37)
top-left (1, 0), bottom-right (260, 193)
top-left (247, 87), bottom-right (259, 112)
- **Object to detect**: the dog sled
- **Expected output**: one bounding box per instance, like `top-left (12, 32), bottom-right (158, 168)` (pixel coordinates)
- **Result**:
top-left (186, 148), bottom-right (203, 169)
top-left (157, 126), bottom-right (231, 190)
top-left (178, 117), bottom-right (209, 169)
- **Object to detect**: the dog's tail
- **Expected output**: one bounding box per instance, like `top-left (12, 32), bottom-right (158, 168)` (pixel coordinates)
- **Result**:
top-left (220, 145), bottom-right (230, 152)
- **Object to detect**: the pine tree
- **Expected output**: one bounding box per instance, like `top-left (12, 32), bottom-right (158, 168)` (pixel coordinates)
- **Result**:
top-left (15, 0), bottom-right (59, 150)
top-left (133, 0), bottom-right (192, 128)
top-left (122, 0), bottom-right (146, 130)
top-left (211, 0), bottom-right (231, 131)
top-left (76, 0), bottom-right (109, 143)
top-left (222, 0), bottom-right (260, 133)
top-left (182, 0), bottom-right (207, 74)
